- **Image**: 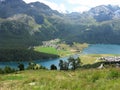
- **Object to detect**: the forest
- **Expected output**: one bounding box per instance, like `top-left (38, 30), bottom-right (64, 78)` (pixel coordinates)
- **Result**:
top-left (0, 48), bottom-right (59, 62)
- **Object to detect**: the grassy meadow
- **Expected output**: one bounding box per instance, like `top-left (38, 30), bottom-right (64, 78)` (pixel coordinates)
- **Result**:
top-left (34, 46), bottom-right (72, 57)
top-left (34, 43), bottom-right (88, 57)
top-left (0, 68), bottom-right (120, 90)
top-left (0, 54), bottom-right (120, 90)
top-left (34, 46), bottom-right (59, 55)
top-left (80, 54), bottom-right (117, 65)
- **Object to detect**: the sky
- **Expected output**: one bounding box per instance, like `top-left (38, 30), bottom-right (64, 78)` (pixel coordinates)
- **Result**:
top-left (24, 0), bottom-right (120, 13)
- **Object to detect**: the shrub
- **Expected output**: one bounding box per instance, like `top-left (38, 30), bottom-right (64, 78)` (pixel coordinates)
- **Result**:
top-left (50, 64), bottom-right (57, 70)
top-left (27, 62), bottom-right (36, 70)
top-left (40, 66), bottom-right (47, 70)
top-left (3, 66), bottom-right (16, 74)
top-left (0, 68), bottom-right (3, 74)
top-left (107, 70), bottom-right (120, 79)
top-left (34, 64), bottom-right (41, 70)
top-left (27, 62), bottom-right (46, 70)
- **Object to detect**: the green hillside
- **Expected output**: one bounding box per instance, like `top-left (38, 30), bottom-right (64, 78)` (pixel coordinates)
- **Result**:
top-left (1, 1), bottom-right (120, 48)
top-left (1, 68), bottom-right (120, 90)
top-left (0, 54), bottom-right (120, 90)
top-left (0, 48), bottom-right (59, 62)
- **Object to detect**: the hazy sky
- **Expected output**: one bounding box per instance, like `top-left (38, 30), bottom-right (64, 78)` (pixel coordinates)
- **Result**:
top-left (24, 0), bottom-right (120, 13)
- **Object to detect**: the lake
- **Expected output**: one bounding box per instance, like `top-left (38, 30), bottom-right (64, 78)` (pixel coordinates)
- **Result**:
top-left (0, 54), bottom-right (79, 69)
top-left (82, 44), bottom-right (120, 54)
top-left (1, 44), bottom-right (120, 69)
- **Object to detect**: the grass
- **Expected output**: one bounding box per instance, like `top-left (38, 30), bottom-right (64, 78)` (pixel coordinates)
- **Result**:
top-left (34, 43), bottom-right (89, 57)
top-left (0, 68), bottom-right (120, 90)
top-left (0, 54), bottom-right (120, 90)
top-left (34, 46), bottom-right (58, 55)
top-left (80, 54), bottom-right (99, 65)
top-left (34, 46), bottom-right (72, 57)
top-left (80, 54), bottom-right (115, 65)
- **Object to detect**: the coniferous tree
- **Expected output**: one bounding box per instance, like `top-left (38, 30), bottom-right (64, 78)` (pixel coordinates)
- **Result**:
top-left (18, 63), bottom-right (24, 71)
top-left (59, 60), bottom-right (64, 70)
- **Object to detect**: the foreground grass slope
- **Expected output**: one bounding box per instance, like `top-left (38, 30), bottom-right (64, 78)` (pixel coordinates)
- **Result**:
top-left (0, 68), bottom-right (120, 90)
top-left (0, 54), bottom-right (120, 90)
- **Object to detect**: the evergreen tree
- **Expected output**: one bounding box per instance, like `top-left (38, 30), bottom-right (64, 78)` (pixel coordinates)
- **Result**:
top-left (59, 60), bottom-right (64, 70)
top-left (18, 63), bottom-right (24, 71)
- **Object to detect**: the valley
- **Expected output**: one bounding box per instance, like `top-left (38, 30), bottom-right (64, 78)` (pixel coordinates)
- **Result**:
top-left (0, 0), bottom-right (120, 90)
top-left (0, 54), bottom-right (120, 90)
top-left (1, 0), bottom-right (120, 48)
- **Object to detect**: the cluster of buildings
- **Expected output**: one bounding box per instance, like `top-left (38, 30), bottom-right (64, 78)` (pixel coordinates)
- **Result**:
top-left (99, 56), bottom-right (120, 62)
top-left (42, 39), bottom-right (61, 50)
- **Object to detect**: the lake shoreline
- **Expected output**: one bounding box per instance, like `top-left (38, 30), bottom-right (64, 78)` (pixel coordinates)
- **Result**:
top-left (1, 44), bottom-right (120, 69)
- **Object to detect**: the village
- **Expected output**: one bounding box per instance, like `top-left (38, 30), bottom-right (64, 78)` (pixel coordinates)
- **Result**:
top-left (97, 56), bottom-right (120, 69)
top-left (99, 56), bottom-right (120, 62)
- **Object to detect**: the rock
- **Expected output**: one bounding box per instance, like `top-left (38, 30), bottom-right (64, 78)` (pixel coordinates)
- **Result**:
top-left (98, 63), bottom-right (104, 69)
top-left (29, 82), bottom-right (36, 86)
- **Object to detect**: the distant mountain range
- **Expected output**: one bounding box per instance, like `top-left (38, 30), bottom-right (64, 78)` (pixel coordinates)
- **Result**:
top-left (0, 0), bottom-right (120, 48)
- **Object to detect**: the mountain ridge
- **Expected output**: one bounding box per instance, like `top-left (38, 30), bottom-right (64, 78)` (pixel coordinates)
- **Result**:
top-left (0, 0), bottom-right (120, 48)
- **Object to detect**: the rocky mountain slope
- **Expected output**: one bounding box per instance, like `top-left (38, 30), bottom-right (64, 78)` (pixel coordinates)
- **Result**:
top-left (0, 0), bottom-right (120, 48)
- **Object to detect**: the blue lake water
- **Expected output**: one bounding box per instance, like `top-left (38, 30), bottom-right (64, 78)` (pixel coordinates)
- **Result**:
top-left (0, 54), bottom-right (79, 69)
top-left (82, 44), bottom-right (120, 54)
top-left (1, 44), bottom-right (120, 69)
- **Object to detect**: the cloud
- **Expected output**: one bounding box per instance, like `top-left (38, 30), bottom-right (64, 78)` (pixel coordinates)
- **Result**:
top-left (59, 4), bottom-right (66, 13)
top-left (24, 0), bottom-right (66, 13)
top-left (24, 0), bottom-right (120, 12)
top-left (72, 6), bottom-right (90, 12)
top-left (67, 0), bottom-right (120, 12)
top-left (68, 0), bottom-right (90, 5)
top-left (67, 0), bottom-right (120, 7)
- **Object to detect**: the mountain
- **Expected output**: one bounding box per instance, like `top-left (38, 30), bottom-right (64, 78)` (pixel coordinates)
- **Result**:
top-left (87, 5), bottom-right (120, 21)
top-left (49, 5), bottom-right (120, 44)
top-left (0, 0), bottom-right (62, 48)
top-left (0, 0), bottom-right (28, 18)
top-left (0, 0), bottom-right (120, 48)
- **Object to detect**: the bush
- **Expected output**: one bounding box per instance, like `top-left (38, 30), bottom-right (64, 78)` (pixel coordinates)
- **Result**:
top-left (107, 70), bottom-right (120, 79)
top-left (27, 62), bottom-right (46, 70)
top-left (27, 62), bottom-right (36, 70)
top-left (0, 68), bottom-right (3, 74)
top-left (34, 64), bottom-right (41, 70)
top-left (50, 64), bottom-right (57, 70)
top-left (3, 66), bottom-right (16, 74)
top-left (40, 66), bottom-right (47, 70)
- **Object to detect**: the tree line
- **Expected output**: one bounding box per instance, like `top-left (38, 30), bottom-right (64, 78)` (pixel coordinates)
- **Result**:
top-left (0, 62), bottom-right (47, 74)
top-left (51, 57), bottom-right (82, 70)
top-left (0, 57), bottom-right (82, 74)
top-left (0, 48), bottom-right (59, 62)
